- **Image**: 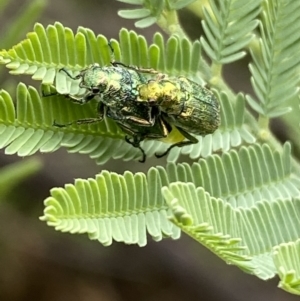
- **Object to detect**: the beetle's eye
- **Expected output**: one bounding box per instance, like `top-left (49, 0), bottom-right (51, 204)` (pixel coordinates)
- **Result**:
top-left (92, 87), bottom-right (100, 94)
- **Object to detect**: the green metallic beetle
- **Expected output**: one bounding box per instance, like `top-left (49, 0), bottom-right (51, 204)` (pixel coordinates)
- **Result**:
top-left (55, 62), bottom-right (170, 162)
top-left (58, 63), bottom-right (156, 127)
top-left (108, 61), bottom-right (220, 155)
top-left (121, 71), bottom-right (220, 158)
top-left (54, 59), bottom-right (220, 161)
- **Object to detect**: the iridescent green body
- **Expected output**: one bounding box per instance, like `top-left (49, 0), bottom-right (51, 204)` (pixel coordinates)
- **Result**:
top-left (137, 76), bottom-right (220, 135)
top-left (57, 62), bottom-right (220, 161)
top-left (65, 63), bottom-right (157, 127)
top-left (58, 63), bottom-right (171, 162)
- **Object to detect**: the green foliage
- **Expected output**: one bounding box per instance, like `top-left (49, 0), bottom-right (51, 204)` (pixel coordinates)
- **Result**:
top-left (273, 240), bottom-right (300, 295)
top-left (40, 168), bottom-right (181, 246)
top-left (0, 82), bottom-right (254, 163)
top-left (247, 0), bottom-right (300, 117)
top-left (0, 83), bottom-right (170, 163)
top-left (0, 25), bottom-right (255, 162)
top-left (0, 0), bottom-right (46, 50)
top-left (164, 183), bottom-right (300, 279)
top-left (200, 0), bottom-right (261, 64)
top-left (0, 23), bottom-right (203, 84)
top-left (0, 158), bottom-right (42, 198)
top-left (0, 0), bottom-right (46, 83)
top-left (118, 0), bottom-right (197, 28)
top-left (1, 0), bottom-right (300, 295)
top-left (40, 143), bottom-right (300, 280)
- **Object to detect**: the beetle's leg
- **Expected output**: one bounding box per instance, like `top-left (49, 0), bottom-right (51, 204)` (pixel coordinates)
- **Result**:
top-left (124, 135), bottom-right (146, 163)
top-left (53, 102), bottom-right (105, 128)
top-left (155, 126), bottom-right (198, 158)
top-left (107, 42), bottom-right (128, 69)
top-left (157, 116), bottom-right (170, 138)
top-left (124, 115), bottom-right (155, 126)
top-left (41, 87), bottom-right (86, 104)
top-left (64, 94), bottom-right (85, 104)
top-left (108, 113), bottom-right (155, 126)
top-left (117, 115), bottom-right (170, 162)
top-left (53, 117), bottom-right (103, 128)
top-left (121, 106), bottom-right (158, 126)
top-left (112, 61), bottom-right (159, 75)
top-left (114, 113), bottom-right (155, 127)
top-left (61, 92), bottom-right (95, 105)
top-left (124, 116), bottom-right (170, 162)
top-left (44, 93), bottom-right (93, 105)
top-left (107, 106), bottom-right (156, 127)
top-left (108, 41), bottom-right (159, 75)
top-left (153, 73), bottom-right (167, 80)
top-left (118, 122), bottom-right (146, 162)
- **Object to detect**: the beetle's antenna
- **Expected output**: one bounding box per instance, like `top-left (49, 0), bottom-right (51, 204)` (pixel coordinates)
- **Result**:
top-left (59, 68), bottom-right (79, 80)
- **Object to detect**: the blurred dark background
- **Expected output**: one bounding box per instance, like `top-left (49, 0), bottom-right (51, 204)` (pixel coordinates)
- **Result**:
top-left (0, 0), bottom-right (297, 300)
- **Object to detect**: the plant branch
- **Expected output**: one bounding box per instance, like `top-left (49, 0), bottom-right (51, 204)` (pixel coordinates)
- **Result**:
top-left (157, 9), bottom-right (187, 38)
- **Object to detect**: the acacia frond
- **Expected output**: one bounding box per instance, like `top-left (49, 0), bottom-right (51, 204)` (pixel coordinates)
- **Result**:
top-left (117, 0), bottom-right (197, 28)
top-left (40, 170), bottom-right (181, 247)
top-left (0, 84), bottom-right (255, 163)
top-left (163, 183), bottom-right (300, 280)
top-left (0, 26), bottom-right (254, 162)
top-left (200, 0), bottom-right (261, 64)
top-left (0, 83), bottom-right (154, 163)
top-left (247, 0), bottom-right (300, 117)
top-left (41, 143), bottom-right (300, 250)
top-left (166, 142), bottom-right (299, 206)
top-left (0, 23), bottom-right (203, 89)
top-left (273, 240), bottom-right (300, 295)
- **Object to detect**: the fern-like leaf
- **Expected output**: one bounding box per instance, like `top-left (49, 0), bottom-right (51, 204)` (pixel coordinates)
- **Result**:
top-left (166, 142), bottom-right (300, 206)
top-left (118, 0), bottom-right (163, 28)
top-left (41, 143), bottom-right (300, 252)
top-left (247, 0), bottom-right (300, 117)
top-left (40, 170), bottom-right (181, 247)
top-left (0, 25), bottom-right (256, 162)
top-left (200, 0), bottom-right (261, 64)
top-left (273, 240), bottom-right (300, 295)
top-left (163, 182), bottom-right (300, 279)
top-left (0, 84), bottom-right (196, 163)
top-left (117, 0), bottom-right (197, 28)
top-left (0, 83), bottom-right (255, 163)
top-left (0, 24), bottom-right (205, 90)
top-left (0, 83), bottom-right (157, 163)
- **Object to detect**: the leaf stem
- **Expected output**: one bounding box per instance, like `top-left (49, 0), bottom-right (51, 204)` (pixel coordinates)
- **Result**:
top-left (258, 114), bottom-right (269, 131)
top-left (210, 62), bottom-right (223, 87)
top-left (256, 115), bottom-right (272, 142)
top-left (157, 9), bottom-right (187, 38)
